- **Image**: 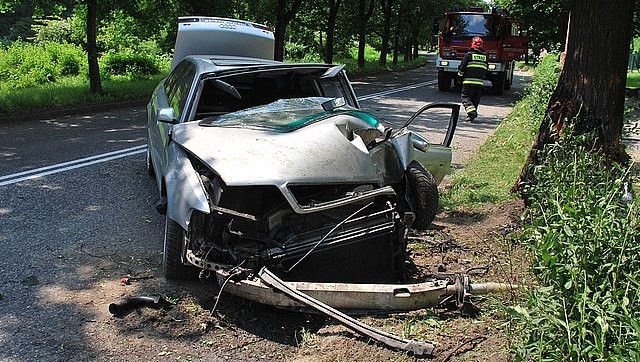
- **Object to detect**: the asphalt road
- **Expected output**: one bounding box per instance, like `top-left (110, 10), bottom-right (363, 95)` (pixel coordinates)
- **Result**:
top-left (0, 59), bottom-right (528, 361)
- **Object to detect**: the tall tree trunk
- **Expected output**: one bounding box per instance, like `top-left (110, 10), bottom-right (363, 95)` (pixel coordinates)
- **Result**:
top-left (324, 0), bottom-right (341, 64)
top-left (378, 0), bottom-right (393, 66)
top-left (392, 14), bottom-right (399, 65)
top-left (514, 0), bottom-right (634, 195)
top-left (86, 0), bottom-right (102, 94)
top-left (356, 0), bottom-right (375, 68)
top-left (274, 0), bottom-right (303, 61)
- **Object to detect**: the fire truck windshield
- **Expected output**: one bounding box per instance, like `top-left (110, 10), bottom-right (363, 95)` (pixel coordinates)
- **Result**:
top-left (444, 14), bottom-right (501, 41)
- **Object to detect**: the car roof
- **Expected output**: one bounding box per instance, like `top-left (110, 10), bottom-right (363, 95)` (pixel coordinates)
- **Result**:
top-left (183, 55), bottom-right (336, 75)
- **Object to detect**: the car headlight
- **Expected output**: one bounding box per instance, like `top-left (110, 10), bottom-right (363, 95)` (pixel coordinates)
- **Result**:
top-left (488, 64), bottom-right (497, 70)
top-left (440, 61), bottom-right (449, 66)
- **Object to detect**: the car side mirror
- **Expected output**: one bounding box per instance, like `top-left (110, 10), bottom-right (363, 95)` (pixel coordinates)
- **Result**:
top-left (157, 108), bottom-right (177, 124)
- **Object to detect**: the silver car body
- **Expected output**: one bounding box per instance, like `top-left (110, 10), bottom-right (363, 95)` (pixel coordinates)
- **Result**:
top-left (147, 16), bottom-right (457, 288)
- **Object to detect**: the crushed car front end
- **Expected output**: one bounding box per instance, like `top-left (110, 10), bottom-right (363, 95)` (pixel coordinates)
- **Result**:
top-left (166, 98), bottom-right (420, 283)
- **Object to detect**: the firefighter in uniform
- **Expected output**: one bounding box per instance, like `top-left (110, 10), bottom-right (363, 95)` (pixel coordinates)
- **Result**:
top-left (458, 36), bottom-right (488, 122)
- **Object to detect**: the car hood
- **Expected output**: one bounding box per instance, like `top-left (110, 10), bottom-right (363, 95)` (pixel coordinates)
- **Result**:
top-left (172, 99), bottom-right (387, 187)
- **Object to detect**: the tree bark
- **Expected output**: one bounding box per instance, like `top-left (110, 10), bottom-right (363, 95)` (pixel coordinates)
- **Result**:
top-left (86, 0), bottom-right (102, 94)
top-left (514, 0), bottom-right (634, 195)
top-left (274, 0), bottom-right (303, 61)
top-left (356, 0), bottom-right (375, 68)
top-left (378, 0), bottom-right (393, 66)
top-left (324, 0), bottom-right (341, 64)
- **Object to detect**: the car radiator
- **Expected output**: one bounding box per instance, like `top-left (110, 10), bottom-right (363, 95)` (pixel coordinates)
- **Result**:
top-left (262, 206), bottom-right (406, 283)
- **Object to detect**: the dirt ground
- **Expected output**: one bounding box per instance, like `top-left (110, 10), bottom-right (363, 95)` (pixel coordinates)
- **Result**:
top-left (69, 198), bottom-right (528, 362)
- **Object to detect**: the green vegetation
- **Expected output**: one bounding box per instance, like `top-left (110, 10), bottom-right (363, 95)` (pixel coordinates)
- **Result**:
top-left (442, 51), bottom-right (640, 360)
top-left (441, 55), bottom-right (560, 209)
top-left (0, 40), bottom-right (169, 115)
top-left (0, 40), bottom-right (426, 116)
top-left (509, 133), bottom-right (640, 360)
top-left (628, 71), bottom-right (640, 89)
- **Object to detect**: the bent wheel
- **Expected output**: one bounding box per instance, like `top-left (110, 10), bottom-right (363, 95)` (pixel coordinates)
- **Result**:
top-left (405, 161), bottom-right (439, 230)
top-left (163, 216), bottom-right (199, 280)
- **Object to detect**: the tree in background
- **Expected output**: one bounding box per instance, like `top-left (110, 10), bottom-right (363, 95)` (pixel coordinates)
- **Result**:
top-left (378, 0), bottom-right (393, 66)
top-left (495, 0), bottom-right (569, 54)
top-left (324, 0), bottom-right (342, 64)
top-left (86, 0), bottom-right (101, 93)
top-left (273, 0), bottom-right (303, 61)
top-left (515, 0), bottom-right (636, 193)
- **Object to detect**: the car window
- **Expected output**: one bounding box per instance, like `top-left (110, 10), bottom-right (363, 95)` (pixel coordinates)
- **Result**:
top-left (194, 69), bottom-right (319, 119)
top-left (164, 61), bottom-right (196, 122)
top-left (318, 77), bottom-right (350, 100)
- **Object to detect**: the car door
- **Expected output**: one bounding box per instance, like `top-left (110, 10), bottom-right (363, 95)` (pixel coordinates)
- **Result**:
top-left (148, 60), bottom-right (197, 190)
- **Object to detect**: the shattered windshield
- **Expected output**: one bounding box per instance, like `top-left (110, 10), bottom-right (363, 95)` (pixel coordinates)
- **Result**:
top-left (198, 97), bottom-right (373, 133)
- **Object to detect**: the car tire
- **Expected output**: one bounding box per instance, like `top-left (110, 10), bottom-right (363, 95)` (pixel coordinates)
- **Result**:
top-left (146, 147), bottom-right (155, 176)
top-left (405, 161), bottom-right (439, 230)
top-left (163, 216), bottom-right (199, 280)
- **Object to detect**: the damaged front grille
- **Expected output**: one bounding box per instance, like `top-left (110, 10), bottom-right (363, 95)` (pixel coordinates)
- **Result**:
top-left (187, 176), bottom-right (407, 283)
top-left (287, 183), bottom-right (378, 208)
top-left (264, 202), bottom-right (406, 283)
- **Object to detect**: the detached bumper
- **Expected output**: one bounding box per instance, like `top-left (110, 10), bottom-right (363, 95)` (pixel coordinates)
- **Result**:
top-left (215, 268), bottom-right (514, 312)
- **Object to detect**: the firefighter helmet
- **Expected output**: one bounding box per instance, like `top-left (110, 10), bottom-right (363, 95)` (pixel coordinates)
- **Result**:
top-left (471, 36), bottom-right (484, 49)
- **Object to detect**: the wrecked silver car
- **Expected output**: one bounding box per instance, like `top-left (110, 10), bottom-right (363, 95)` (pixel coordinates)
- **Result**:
top-left (143, 17), bottom-right (516, 356)
top-left (146, 18), bottom-right (458, 284)
top-left (147, 16), bottom-right (456, 284)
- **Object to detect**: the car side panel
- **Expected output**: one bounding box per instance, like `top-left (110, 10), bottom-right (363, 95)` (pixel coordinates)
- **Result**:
top-left (165, 142), bottom-right (210, 230)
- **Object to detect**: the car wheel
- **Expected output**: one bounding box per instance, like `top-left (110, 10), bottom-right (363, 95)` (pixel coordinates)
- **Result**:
top-left (163, 216), bottom-right (199, 280)
top-left (405, 161), bottom-right (439, 230)
top-left (146, 147), bottom-right (155, 176)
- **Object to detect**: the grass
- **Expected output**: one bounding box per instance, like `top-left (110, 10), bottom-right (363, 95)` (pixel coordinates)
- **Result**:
top-left (0, 74), bottom-right (166, 116)
top-left (628, 71), bottom-right (640, 89)
top-left (439, 54), bottom-right (640, 360)
top-left (440, 105), bottom-right (537, 209)
top-left (441, 55), bottom-right (560, 210)
top-left (0, 49), bottom-right (427, 117)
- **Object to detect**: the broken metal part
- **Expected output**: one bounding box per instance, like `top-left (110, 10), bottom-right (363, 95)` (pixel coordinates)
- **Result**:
top-left (213, 268), bottom-right (517, 312)
top-left (258, 267), bottom-right (436, 357)
top-left (399, 103), bottom-right (460, 147)
top-left (108, 296), bottom-right (172, 316)
top-left (284, 201), bottom-right (374, 273)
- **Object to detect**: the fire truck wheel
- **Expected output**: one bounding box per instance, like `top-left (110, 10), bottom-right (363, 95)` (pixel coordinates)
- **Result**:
top-left (405, 161), bottom-right (439, 230)
top-left (504, 69), bottom-right (513, 90)
top-left (438, 71), bottom-right (451, 91)
top-left (491, 74), bottom-right (505, 95)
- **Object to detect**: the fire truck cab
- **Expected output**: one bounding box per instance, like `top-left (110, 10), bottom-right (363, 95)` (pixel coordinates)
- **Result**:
top-left (435, 8), bottom-right (528, 95)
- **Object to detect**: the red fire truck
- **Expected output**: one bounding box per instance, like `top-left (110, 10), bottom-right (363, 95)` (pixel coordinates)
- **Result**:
top-left (435, 8), bottom-right (528, 95)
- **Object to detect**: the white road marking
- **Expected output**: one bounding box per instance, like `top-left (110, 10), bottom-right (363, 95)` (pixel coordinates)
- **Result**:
top-left (0, 81), bottom-right (435, 186)
top-left (358, 80), bottom-right (437, 101)
top-left (0, 145), bottom-right (146, 186)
